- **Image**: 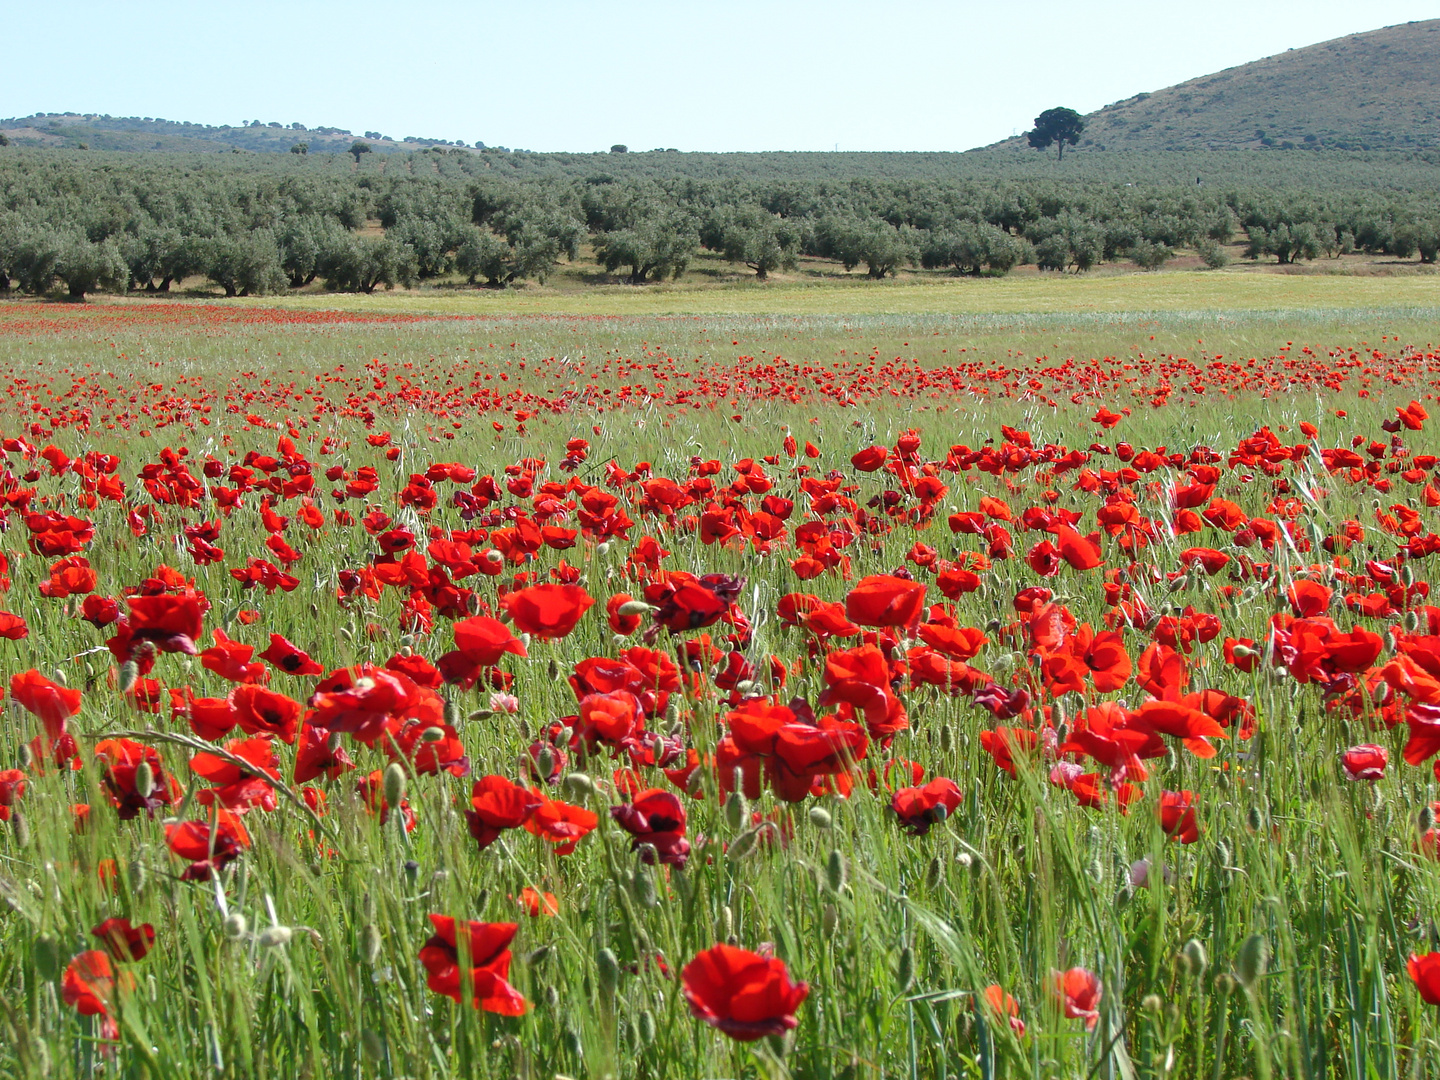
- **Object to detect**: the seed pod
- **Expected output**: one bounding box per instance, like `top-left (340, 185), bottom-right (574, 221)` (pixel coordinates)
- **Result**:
top-left (895, 947), bottom-right (915, 994)
top-left (1182, 938), bottom-right (1209, 978)
top-left (825, 849), bottom-right (847, 894)
top-left (596, 947), bottom-right (620, 996)
top-left (382, 762), bottom-right (406, 808)
top-left (33, 934), bottom-right (63, 981)
top-left (134, 761), bottom-right (155, 800)
top-left (637, 1009), bottom-right (657, 1046)
top-left (1234, 934), bottom-right (1269, 991)
top-left (360, 923), bottom-right (383, 965)
top-left (807, 805), bottom-right (833, 830)
top-left (258, 925), bottom-right (293, 948)
top-left (223, 912), bottom-right (249, 941)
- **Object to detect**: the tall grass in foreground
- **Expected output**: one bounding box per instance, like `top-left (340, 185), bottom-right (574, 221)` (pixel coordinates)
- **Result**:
top-left (0, 312), bottom-right (1437, 1077)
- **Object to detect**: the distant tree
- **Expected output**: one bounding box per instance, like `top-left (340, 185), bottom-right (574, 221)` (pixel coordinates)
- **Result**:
top-left (594, 214), bottom-right (698, 283)
top-left (349, 140), bottom-right (372, 164)
top-left (1129, 239), bottom-right (1171, 271)
top-left (53, 234), bottom-right (128, 300)
top-left (276, 215), bottom-right (350, 288)
top-left (203, 232), bottom-right (288, 297)
top-left (1026, 107), bottom-right (1085, 161)
top-left (323, 235), bottom-right (417, 293)
top-left (1198, 239), bottom-right (1230, 269)
top-left (718, 209), bottom-right (801, 279)
top-left (0, 133), bottom-right (9, 147)
top-left (920, 222), bottom-right (1023, 275)
top-left (290, 142), bottom-right (308, 155)
top-left (610, 144), bottom-right (628, 154)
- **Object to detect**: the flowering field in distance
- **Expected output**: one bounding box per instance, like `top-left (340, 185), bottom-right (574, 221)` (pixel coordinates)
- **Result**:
top-left (1, 296), bottom-right (1440, 1078)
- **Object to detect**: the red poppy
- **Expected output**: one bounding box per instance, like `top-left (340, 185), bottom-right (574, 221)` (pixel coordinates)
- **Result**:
top-left (1159, 789), bottom-right (1200, 843)
top-left (451, 615), bottom-right (528, 665)
top-left (293, 724), bottom-right (356, 783)
top-left (124, 594), bottom-right (205, 655)
top-left (682, 943), bottom-right (809, 1041)
top-left (1054, 967), bottom-right (1102, 1030)
top-left (607, 594), bottom-right (643, 635)
top-left (501, 583), bottom-right (595, 640)
top-left (164, 812), bottom-right (250, 880)
top-left (845, 574), bottom-right (927, 629)
top-left (309, 665), bottom-right (419, 745)
top-left (95, 738), bottom-right (183, 819)
top-left (10, 669), bottom-right (82, 740)
top-left (850, 445), bottom-right (888, 472)
top-left (92, 917), bottom-right (155, 962)
top-left (229, 684), bottom-right (302, 744)
top-left (611, 788), bottom-right (690, 867)
top-left (62, 950), bottom-right (126, 1037)
top-left (258, 633), bottom-right (323, 676)
top-left (1408, 952), bottom-right (1440, 1005)
top-left (1341, 743), bottom-right (1388, 781)
top-left (516, 887), bottom-right (559, 917)
top-left (0, 611), bottom-right (28, 640)
top-left (466, 775), bottom-right (543, 849)
top-left (981, 984), bottom-right (1026, 1037)
top-left (417, 915), bottom-right (527, 1015)
top-left (890, 778), bottom-right (963, 834)
top-left (524, 796), bottom-right (598, 855)
top-left (80, 595), bottom-right (121, 627)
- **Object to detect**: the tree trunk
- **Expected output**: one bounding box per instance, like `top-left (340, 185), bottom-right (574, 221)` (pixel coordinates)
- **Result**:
top-left (68, 283), bottom-right (87, 301)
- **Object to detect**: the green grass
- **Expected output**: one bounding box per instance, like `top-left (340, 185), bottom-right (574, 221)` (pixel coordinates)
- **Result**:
top-left (0, 292), bottom-right (1438, 1078)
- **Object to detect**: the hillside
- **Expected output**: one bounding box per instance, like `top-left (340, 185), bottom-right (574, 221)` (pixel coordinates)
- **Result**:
top-left (1060, 19), bottom-right (1440, 152)
top-left (0, 113), bottom-right (471, 154)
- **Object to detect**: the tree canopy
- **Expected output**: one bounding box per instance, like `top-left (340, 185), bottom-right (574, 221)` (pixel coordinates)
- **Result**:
top-left (1026, 108), bottom-right (1086, 161)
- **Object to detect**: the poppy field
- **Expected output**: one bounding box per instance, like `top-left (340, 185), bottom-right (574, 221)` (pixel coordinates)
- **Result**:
top-left (4, 297), bottom-right (1440, 1079)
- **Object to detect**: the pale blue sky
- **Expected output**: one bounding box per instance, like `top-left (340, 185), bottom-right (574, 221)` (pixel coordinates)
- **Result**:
top-left (7, 1), bottom-right (1437, 151)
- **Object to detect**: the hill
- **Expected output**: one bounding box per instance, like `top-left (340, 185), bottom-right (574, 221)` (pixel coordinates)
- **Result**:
top-left (1054, 19), bottom-right (1440, 152)
top-left (0, 113), bottom-right (473, 154)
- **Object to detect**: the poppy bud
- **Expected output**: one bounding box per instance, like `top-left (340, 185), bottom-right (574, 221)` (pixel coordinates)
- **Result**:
top-left (596, 947), bottom-right (620, 996)
top-left (1403, 564), bottom-right (1416, 587)
top-left (724, 791), bottom-right (747, 831)
top-left (118, 660), bottom-right (139, 694)
top-left (338, 625), bottom-right (354, 642)
top-left (562, 1026), bottom-right (583, 1059)
top-left (825, 849), bottom-right (847, 894)
top-left (223, 913), bottom-right (249, 941)
top-left (382, 763), bottom-right (406, 809)
top-left (361, 1030), bottom-right (385, 1062)
top-left (896, 946), bottom-right (915, 994)
top-left (1086, 857), bottom-right (1104, 885)
top-left (420, 726), bottom-right (446, 744)
top-left (939, 724), bottom-right (953, 753)
top-left (808, 806), bottom-right (833, 830)
top-left (134, 761), bottom-right (155, 800)
top-left (485, 549), bottom-right (504, 565)
top-left (360, 923), bottom-right (382, 964)
top-left (727, 827), bottom-right (760, 863)
top-left (1246, 806), bottom-right (1264, 832)
top-left (473, 888), bottom-right (488, 913)
top-left (1420, 806), bottom-right (1436, 834)
top-left (1182, 938), bottom-right (1208, 978)
top-left (631, 867), bottom-right (658, 909)
top-left (544, 985), bottom-right (560, 1007)
top-left (33, 934), bottom-right (63, 981)
top-left (563, 772), bottom-right (595, 798)
top-left (10, 810), bottom-right (27, 849)
top-left (665, 701), bottom-right (681, 725)
top-left (637, 1009), bottom-right (656, 1046)
top-left (1234, 934), bottom-right (1268, 991)
top-left (1404, 611), bottom-right (1420, 633)
top-left (361, 891), bottom-right (375, 920)
top-left (821, 903), bottom-right (839, 939)
top-left (1214, 840), bottom-right (1231, 867)
top-left (258, 925), bottom-right (293, 948)
top-left (526, 945), bottom-right (553, 966)
top-left (443, 700), bottom-right (462, 727)
top-left (718, 905), bottom-right (734, 941)
top-left (1142, 993), bottom-right (1163, 1014)
top-left (536, 746), bottom-right (555, 780)
top-left (733, 680), bottom-right (760, 696)
top-left (596, 542), bottom-right (611, 557)
top-left (16, 743), bottom-right (32, 770)
top-left (402, 860), bottom-right (420, 886)
top-left (127, 857), bottom-right (147, 895)
top-left (547, 659), bottom-right (559, 682)
top-left (617, 599), bottom-right (653, 617)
